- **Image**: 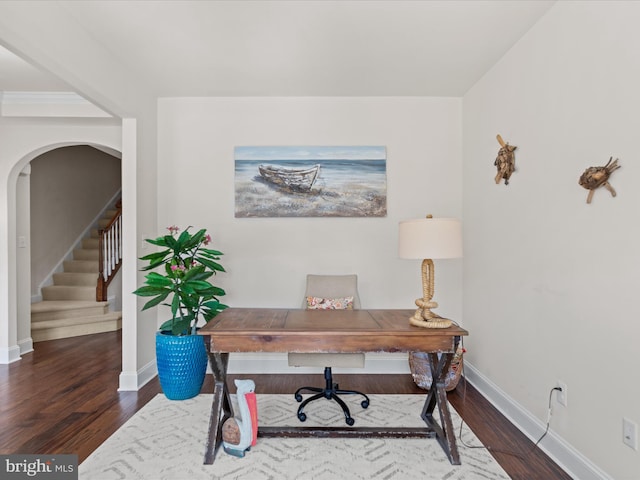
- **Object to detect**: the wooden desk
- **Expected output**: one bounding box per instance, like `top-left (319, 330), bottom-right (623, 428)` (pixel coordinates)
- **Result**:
top-left (199, 308), bottom-right (468, 465)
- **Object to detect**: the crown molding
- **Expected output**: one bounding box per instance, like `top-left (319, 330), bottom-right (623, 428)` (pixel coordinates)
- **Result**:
top-left (0, 91), bottom-right (111, 117)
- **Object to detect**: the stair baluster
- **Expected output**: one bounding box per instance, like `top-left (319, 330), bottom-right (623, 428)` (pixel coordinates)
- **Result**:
top-left (97, 201), bottom-right (122, 301)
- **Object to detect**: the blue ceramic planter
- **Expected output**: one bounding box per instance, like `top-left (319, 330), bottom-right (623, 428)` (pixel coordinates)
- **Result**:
top-left (156, 332), bottom-right (208, 400)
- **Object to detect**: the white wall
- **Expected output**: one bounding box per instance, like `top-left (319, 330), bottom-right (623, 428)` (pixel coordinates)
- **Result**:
top-left (157, 97), bottom-right (463, 371)
top-left (463, 2), bottom-right (640, 479)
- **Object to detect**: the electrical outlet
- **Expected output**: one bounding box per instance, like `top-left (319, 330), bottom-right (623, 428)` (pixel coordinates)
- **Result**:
top-left (623, 417), bottom-right (638, 450)
top-left (556, 381), bottom-right (567, 407)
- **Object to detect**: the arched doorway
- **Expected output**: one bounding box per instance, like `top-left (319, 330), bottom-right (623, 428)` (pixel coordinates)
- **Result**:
top-left (28, 145), bottom-right (122, 344)
top-left (1, 132), bottom-right (122, 364)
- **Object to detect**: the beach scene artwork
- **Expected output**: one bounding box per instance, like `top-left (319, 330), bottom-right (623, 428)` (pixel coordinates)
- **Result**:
top-left (235, 146), bottom-right (387, 217)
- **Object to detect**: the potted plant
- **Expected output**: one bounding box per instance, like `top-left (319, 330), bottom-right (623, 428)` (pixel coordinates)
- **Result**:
top-left (133, 225), bottom-right (227, 400)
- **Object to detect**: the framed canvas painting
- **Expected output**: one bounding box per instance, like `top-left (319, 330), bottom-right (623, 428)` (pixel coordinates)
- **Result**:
top-left (234, 146), bottom-right (387, 218)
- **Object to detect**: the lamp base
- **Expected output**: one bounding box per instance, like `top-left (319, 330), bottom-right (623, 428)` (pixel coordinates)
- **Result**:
top-left (409, 304), bottom-right (453, 329)
top-left (408, 259), bottom-right (454, 329)
top-left (410, 316), bottom-right (453, 329)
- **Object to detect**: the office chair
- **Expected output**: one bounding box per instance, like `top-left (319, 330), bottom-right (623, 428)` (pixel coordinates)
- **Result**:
top-left (288, 274), bottom-right (370, 426)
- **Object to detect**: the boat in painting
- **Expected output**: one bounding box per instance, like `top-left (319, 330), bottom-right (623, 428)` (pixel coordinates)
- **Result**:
top-left (258, 164), bottom-right (321, 191)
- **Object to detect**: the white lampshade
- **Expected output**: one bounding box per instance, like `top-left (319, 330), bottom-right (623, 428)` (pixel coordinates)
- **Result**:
top-left (398, 217), bottom-right (462, 260)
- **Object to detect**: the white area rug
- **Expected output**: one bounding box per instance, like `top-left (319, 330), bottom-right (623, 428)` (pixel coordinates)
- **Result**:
top-left (80, 394), bottom-right (510, 480)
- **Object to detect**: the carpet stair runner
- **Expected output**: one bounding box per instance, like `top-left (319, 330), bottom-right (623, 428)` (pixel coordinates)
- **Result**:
top-left (31, 210), bottom-right (122, 342)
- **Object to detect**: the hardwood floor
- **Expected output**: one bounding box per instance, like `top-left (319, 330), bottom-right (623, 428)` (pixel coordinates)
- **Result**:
top-left (0, 331), bottom-right (571, 479)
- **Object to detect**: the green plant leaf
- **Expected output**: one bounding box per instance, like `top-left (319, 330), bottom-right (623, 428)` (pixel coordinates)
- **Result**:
top-left (201, 301), bottom-right (228, 321)
top-left (145, 237), bottom-right (169, 247)
top-left (179, 293), bottom-right (199, 308)
top-left (158, 315), bottom-right (194, 335)
top-left (197, 257), bottom-right (225, 272)
top-left (208, 286), bottom-right (226, 296)
top-left (139, 249), bottom-right (171, 262)
top-left (132, 285), bottom-right (169, 296)
top-left (203, 300), bottom-right (228, 310)
top-left (177, 229), bottom-right (193, 244)
top-left (171, 292), bottom-right (181, 318)
top-left (158, 319), bottom-right (173, 332)
top-left (171, 315), bottom-right (194, 335)
top-left (182, 265), bottom-right (209, 281)
top-left (199, 248), bottom-right (223, 258)
top-left (141, 291), bottom-right (170, 310)
top-left (143, 272), bottom-right (174, 287)
top-left (180, 283), bottom-right (197, 295)
top-left (186, 280), bottom-right (215, 290)
top-left (164, 234), bottom-right (178, 250)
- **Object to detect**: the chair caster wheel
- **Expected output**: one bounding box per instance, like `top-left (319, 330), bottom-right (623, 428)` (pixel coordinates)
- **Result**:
top-left (346, 417), bottom-right (355, 426)
top-left (295, 393), bottom-right (303, 402)
top-left (298, 412), bottom-right (307, 422)
top-left (361, 399), bottom-right (369, 409)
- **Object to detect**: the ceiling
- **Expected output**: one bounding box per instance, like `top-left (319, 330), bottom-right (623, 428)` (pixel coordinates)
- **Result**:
top-left (0, 1), bottom-right (555, 99)
top-left (0, 44), bottom-right (70, 92)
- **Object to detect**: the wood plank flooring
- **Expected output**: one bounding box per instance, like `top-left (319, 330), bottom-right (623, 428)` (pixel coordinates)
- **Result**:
top-left (0, 331), bottom-right (571, 479)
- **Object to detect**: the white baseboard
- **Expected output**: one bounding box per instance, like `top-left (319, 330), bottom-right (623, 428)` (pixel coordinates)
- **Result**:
top-left (464, 362), bottom-right (611, 480)
top-left (227, 352), bottom-right (411, 375)
top-left (0, 345), bottom-right (22, 364)
top-left (118, 359), bottom-right (157, 391)
top-left (18, 337), bottom-right (33, 355)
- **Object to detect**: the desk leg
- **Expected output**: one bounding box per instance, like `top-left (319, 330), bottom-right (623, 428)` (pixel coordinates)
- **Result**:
top-left (203, 348), bottom-right (232, 465)
top-left (421, 352), bottom-right (460, 465)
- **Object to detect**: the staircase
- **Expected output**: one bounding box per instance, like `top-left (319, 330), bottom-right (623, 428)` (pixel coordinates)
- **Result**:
top-left (31, 209), bottom-right (122, 342)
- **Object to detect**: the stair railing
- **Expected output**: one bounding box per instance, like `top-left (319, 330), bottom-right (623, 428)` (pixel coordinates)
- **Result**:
top-left (97, 200), bottom-right (122, 302)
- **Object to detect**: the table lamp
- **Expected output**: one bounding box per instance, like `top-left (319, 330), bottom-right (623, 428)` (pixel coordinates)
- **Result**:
top-left (398, 215), bottom-right (462, 329)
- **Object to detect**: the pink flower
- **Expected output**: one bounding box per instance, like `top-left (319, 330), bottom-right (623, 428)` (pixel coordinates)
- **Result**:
top-left (171, 265), bottom-right (178, 271)
top-left (167, 225), bottom-right (180, 234)
top-left (204, 234), bottom-right (212, 245)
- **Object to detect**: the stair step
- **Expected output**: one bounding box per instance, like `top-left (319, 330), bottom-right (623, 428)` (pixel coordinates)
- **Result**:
top-left (31, 301), bottom-right (109, 322)
top-left (32, 200), bottom-right (123, 342)
top-left (42, 285), bottom-right (95, 301)
top-left (32, 312), bottom-right (122, 342)
top-left (52, 272), bottom-right (97, 286)
top-left (32, 310), bottom-right (121, 329)
top-left (73, 248), bottom-right (99, 261)
top-left (63, 260), bottom-right (98, 273)
top-left (82, 238), bottom-right (100, 249)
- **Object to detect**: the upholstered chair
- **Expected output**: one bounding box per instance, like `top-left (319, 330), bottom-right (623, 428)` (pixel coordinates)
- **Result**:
top-left (288, 274), bottom-right (370, 426)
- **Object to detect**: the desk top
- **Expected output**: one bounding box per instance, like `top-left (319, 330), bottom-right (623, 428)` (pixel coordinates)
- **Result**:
top-left (199, 308), bottom-right (468, 354)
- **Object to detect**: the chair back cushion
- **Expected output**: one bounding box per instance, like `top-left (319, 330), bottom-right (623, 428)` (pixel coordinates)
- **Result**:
top-left (302, 274), bottom-right (361, 309)
top-left (306, 296), bottom-right (354, 310)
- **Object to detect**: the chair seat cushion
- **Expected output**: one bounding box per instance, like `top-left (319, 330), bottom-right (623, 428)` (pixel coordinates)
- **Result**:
top-left (288, 352), bottom-right (365, 368)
